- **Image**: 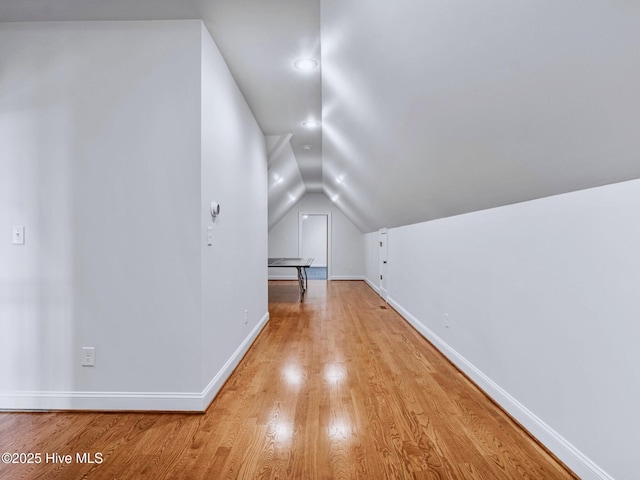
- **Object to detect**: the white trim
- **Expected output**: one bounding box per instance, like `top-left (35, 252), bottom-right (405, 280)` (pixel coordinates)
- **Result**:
top-left (379, 228), bottom-right (389, 301)
top-left (330, 275), bottom-right (364, 281)
top-left (268, 274), bottom-right (298, 280)
top-left (0, 312), bottom-right (270, 413)
top-left (200, 311), bottom-right (270, 410)
top-left (0, 390), bottom-right (204, 412)
top-left (271, 274), bottom-right (361, 281)
top-left (379, 287), bottom-right (388, 301)
top-left (364, 276), bottom-right (381, 295)
top-left (386, 295), bottom-right (613, 480)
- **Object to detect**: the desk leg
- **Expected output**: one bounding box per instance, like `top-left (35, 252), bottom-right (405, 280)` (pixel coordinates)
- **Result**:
top-left (302, 267), bottom-right (308, 295)
top-left (296, 266), bottom-right (304, 301)
top-left (295, 267), bottom-right (309, 301)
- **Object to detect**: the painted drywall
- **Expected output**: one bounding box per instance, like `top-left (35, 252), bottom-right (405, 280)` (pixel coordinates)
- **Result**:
top-left (0, 20), bottom-right (202, 401)
top-left (0, 20), bottom-right (268, 410)
top-left (363, 231), bottom-right (380, 293)
top-left (322, 1), bottom-right (640, 233)
top-left (363, 179), bottom-right (640, 480)
top-left (268, 193), bottom-right (364, 279)
top-left (267, 138), bottom-right (306, 229)
top-left (199, 23), bottom-right (268, 394)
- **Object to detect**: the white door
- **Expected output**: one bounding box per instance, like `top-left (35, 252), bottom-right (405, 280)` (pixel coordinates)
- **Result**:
top-left (299, 213), bottom-right (330, 280)
top-left (301, 214), bottom-right (327, 266)
top-left (379, 228), bottom-right (388, 301)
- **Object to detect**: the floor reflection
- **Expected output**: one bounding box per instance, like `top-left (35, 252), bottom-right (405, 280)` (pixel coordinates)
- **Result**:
top-left (282, 364), bottom-right (304, 387)
top-left (324, 363), bottom-right (346, 386)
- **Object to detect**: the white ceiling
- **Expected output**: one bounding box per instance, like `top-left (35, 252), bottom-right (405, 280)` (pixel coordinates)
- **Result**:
top-left (322, 0), bottom-right (640, 231)
top-left (197, 0), bottom-right (323, 194)
top-left (3, 0), bottom-right (640, 233)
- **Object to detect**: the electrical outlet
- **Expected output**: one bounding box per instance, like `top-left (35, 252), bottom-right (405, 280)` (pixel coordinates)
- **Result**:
top-left (82, 347), bottom-right (96, 367)
top-left (12, 225), bottom-right (25, 245)
top-left (444, 313), bottom-right (450, 329)
top-left (244, 309), bottom-right (249, 324)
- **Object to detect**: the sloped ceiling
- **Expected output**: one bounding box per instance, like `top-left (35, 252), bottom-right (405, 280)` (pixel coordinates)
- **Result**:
top-left (267, 134), bottom-right (306, 229)
top-left (2, 1), bottom-right (640, 233)
top-left (321, 0), bottom-right (640, 232)
top-left (196, 0), bottom-right (323, 194)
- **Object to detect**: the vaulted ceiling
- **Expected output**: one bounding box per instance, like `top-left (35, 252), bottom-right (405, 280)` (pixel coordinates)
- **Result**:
top-left (3, 0), bottom-right (640, 233)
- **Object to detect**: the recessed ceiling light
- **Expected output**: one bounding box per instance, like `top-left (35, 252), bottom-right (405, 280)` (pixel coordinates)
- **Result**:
top-left (302, 144), bottom-right (312, 150)
top-left (294, 58), bottom-right (318, 71)
top-left (302, 120), bottom-right (321, 128)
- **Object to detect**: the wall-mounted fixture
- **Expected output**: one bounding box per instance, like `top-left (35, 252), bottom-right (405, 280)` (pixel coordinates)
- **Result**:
top-left (210, 201), bottom-right (220, 219)
top-left (302, 144), bottom-right (312, 150)
top-left (302, 120), bottom-right (321, 128)
top-left (12, 225), bottom-right (25, 245)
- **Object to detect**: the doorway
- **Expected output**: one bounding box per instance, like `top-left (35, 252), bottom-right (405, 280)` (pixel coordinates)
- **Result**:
top-left (379, 228), bottom-right (388, 301)
top-left (299, 212), bottom-right (331, 280)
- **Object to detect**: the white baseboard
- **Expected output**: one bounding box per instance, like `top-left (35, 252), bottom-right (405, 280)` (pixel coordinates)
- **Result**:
top-left (386, 296), bottom-right (613, 480)
top-left (0, 312), bottom-right (270, 413)
top-left (330, 275), bottom-right (364, 281)
top-left (363, 276), bottom-right (381, 295)
top-left (268, 275), bottom-right (297, 280)
top-left (0, 390), bottom-right (205, 412)
top-left (200, 311), bottom-right (269, 410)
top-left (270, 275), bottom-right (364, 281)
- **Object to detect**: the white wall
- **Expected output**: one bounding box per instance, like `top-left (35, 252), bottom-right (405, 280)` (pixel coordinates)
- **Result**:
top-left (267, 138), bottom-right (306, 229)
top-left (363, 179), bottom-right (640, 480)
top-left (363, 231), bottom-right (380, 292)
top-left (199, 23), bottom-right (268, 399)
top-left (0, 20), bottom-right (268, 411)
top-left (268, 193), bottom-right (364, 279)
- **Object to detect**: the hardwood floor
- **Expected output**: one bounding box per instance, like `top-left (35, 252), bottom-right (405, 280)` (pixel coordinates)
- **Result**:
top-left (0, 280), bottom-right (576, 479)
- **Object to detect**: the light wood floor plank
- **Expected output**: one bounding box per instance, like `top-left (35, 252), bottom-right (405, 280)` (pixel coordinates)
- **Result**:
top-left (0, 280), bottom-right (576, 479)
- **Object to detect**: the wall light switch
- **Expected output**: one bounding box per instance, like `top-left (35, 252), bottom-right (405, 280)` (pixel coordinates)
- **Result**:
top-left (12, 225), bottom-right (25, 245)
top-left (207, 227), bottom-right (213, 246)
top-left (82, 347), bottom-right (96, 367)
